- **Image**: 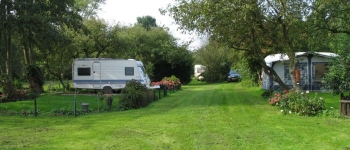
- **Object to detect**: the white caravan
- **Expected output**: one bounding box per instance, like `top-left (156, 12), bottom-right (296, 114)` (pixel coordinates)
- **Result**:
top-left (72, 58), bottom-right (150, 92)
top-left (194, 64), bottom-right (205, 80)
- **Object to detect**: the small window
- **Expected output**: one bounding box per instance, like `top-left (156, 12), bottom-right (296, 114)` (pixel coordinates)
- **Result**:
top-left (125, 67), bottom-right (134, 76)
top-left (78, 68), bottom-right (91, 76)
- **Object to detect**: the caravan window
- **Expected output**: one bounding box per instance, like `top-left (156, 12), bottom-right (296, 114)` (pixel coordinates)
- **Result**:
top-left (125, 67), bottom-right (134, 76)
top-left (77, 68), bottom-right (91, 76)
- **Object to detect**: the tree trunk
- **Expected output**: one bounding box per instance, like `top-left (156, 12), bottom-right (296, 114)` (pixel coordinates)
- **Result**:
top-left (6, 30), bottom-right (11, 78)
top-left (5, 0), bottom-right (12, 80)
top-left (0, 1), bottom-right (4, 74)
top-left (58, 75), bottom-right (68, 91)
top-left (287, 54), bottom-right (301, 93)
top-left (45, 61), bottom-right (68, 91)
top-left (260, 59), bottom-right (289, 90)
top-left (23, 31), bottom-right (34, 65)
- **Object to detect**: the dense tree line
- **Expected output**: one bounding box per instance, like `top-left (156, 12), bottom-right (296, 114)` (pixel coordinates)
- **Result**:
top-left (0, 0), bottom-right (193, 98)
top-left (164, 0), bottom-right (350, 91)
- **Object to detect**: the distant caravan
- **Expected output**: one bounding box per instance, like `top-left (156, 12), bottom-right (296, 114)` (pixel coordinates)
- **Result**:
top-left (72, 58), bottom-right (150, 93)
top-left (194, 64), bottom-right (205, 81)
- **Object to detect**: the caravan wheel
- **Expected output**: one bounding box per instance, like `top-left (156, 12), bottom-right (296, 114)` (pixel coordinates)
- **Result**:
top-left (103, 86), bottom-right (113, 94)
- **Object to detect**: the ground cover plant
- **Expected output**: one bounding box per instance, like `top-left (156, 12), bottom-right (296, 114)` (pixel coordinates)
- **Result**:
top-left (0, 81), bottom-right (349, 149)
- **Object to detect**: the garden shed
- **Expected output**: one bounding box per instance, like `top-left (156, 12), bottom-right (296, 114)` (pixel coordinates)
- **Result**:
top-left (262, 52), bottom-right (337, 91)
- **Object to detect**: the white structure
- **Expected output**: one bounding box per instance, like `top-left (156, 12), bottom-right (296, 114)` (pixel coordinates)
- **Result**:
top-left (262, 52), bottom-right (337, 91)
top-left (194, 64), bottom-right (205, 80)
top-left (72, 58), bottom-right (150, 92)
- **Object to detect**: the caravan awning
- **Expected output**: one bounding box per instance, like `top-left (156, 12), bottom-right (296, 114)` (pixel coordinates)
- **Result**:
top-left (264, 52), bottom-right (337, 64)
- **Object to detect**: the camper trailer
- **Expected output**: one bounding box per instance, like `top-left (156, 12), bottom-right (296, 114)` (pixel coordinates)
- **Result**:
top-left (72, 58), bottom-right (150, 92)
top-left (194, 64), bottom-right (205, 80)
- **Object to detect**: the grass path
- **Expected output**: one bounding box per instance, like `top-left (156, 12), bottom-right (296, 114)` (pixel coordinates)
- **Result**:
top-left (0, 82), bottom-right (350, 149)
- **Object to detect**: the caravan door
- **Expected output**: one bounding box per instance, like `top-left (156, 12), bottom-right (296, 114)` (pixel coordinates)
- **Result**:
top-left (93, 62), bottom-right (101, 88)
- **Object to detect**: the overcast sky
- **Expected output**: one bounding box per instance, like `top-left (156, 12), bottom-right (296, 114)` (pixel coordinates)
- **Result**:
top-left (97, 0), bottom-right (205, 50)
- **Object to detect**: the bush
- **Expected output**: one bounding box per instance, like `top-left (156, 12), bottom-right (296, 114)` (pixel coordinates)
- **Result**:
top-left (117, 80), bottom-right (154, 110)
top-left (13, 79), bottom-right (24, 89)
top-left (151, 75), bottom-right (182, 90)
top-left (268, 90), bottom-right (325, 116)
top-left (0, 74), bottom-right (16, 100)
top-left (268, 90), bottom-right (291, 106)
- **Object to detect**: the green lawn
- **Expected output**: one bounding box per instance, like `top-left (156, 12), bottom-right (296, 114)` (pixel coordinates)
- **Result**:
top-left (0, 82), bottom-right (349, 149)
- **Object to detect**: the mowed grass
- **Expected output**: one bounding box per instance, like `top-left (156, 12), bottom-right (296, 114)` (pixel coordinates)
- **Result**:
top-left (0, 82), bottom-right (350, 150)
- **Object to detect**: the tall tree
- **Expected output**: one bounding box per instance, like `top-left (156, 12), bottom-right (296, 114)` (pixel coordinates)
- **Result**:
top-left (164, 0), bottom-right (315, 91)
top-left (37, 25), bottom-right (75, 91)
top-left (324, 40), bottom-right (350, 95)
top-left (75, 0), bottom-right (106, 18)
top-left (194, 41), bottom-right (231, 83)
top-left (72, 18), bottom-right (113, 58)
top-left (136, 16), bottom-right (157, 30)
top-left (0, 0), bottom-right (83, 94)
top-left (117, 25), bottom-right (193, 83)
top-left (312, 1), bottom-right (350, 95)
top-left (313, 0), bottom-right (350, 35)
top-left (0, 0), bottom-right (15, 79)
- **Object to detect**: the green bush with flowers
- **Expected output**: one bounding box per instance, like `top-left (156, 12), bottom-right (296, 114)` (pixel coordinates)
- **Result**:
top-left (151, 75), bottom-right (181, 90)
top-left (268, 90), bottom-right (325, 116)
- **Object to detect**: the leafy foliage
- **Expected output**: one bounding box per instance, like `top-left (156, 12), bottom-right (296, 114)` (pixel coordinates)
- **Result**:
top-left (235, 52), bottom-right (263, 87)
top-left (324, 42), bottom-right (350, 95)
top-left (117, 25), bottom-right (194, 84)
top-left (0, 74), bottom-right (16, 100)
top-left (117, 80), bottom-right (154, 110)
top-left (313, 0), bottom-right (350, 35)
top-left (75, 0), bottom-right (106, 18)
top-left (164, 0), bottom-right (318, 90)
top-left (269, 90), bottom-right (325, 116)
top-left (0, 74), bottom-right (38, 102)
top-left (194, 41), bottom-right (231, 83)
top-left (136, 15), bottom-right (157, 30)
top-left (23, 65), bottom-right (45, 95)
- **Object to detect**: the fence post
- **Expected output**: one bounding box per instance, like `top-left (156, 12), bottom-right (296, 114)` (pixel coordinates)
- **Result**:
top-left (162, 85), bottom-right (166, 97)
top-left (74, 90), bottom-right (77, 117)
top-left (34, 98), bottom-right (38, 117)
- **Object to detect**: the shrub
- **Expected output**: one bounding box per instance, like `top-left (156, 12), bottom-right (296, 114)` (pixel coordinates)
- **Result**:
top-left (0, 74), bottom-right (16, 100)
top-left (23, 64), bottom-right (45, 94)
top-left (269, 90), bottom-right (325, 116)
top-left (117, 80), bottom-right (154, 110)
top-left (268, 90), bottom-right (291, 106)
top-left (151, 75), bottom-right (181, 90)
top-left (13, 79), bottom-right (24, 89)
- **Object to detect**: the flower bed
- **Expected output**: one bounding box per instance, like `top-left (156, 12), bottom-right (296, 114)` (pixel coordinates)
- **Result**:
top-left (151, 75), bottom-right (181, 90)
top-left (268, 90), bottom-right (325, 116)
